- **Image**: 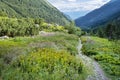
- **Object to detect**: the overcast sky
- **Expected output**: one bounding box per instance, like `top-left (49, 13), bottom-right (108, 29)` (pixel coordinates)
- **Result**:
top-left (48, 0), bottom-right (110, 19)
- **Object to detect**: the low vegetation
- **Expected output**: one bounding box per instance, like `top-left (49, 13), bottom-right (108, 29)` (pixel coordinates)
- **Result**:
top-left (0, 32), bottom-right (88, 80)
top-left (81, 36), bottom-right (120, 80)
top-left (1, 48), bottom-right (83, 80)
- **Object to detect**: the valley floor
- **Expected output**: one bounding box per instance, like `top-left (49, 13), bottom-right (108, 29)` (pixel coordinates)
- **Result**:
top-left (0, 32), bottom-right (119, 80)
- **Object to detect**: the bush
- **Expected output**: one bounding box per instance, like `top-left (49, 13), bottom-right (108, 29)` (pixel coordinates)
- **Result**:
top-left (65, 22), bottom-right (81, 36)
top-left (84, 50), bottom-right (98, 56)
top-left (0, 17), bottom-right (67, 37)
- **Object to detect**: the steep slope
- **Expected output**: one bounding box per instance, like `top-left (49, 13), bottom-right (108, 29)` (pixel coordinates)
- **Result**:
top-left (0, 0), bottom-right (70, 25)
top-left (75, 0), bottom-right (120, 29)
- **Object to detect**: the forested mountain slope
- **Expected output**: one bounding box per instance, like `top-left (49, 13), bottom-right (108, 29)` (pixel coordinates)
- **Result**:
top-left (75, 0), bottom-right (120, 29)
top-left (0, 0), bottom-right (70, 25)
top-left (91, 13), bottom-right (120, 40)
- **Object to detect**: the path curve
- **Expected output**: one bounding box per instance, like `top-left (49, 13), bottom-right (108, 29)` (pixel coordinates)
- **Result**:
top-left (77, 38), bottom-right (109, 80)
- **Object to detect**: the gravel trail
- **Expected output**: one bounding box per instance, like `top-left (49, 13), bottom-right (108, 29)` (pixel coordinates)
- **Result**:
top-left (77, 38), bottom-right (109, 80)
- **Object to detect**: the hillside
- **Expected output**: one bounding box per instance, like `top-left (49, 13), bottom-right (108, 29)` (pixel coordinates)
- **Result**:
top-left (75, 0), bottom-right (120, 29)
top-left (91, 13), bottom-right (120, 40)
top-left (0, 0), bottom-right (70, 25)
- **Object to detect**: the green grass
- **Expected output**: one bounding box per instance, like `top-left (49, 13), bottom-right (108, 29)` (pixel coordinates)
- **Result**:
top-left (81, 36), bottom-right (120, 80)
top-left (1, 48), bottom-right (83, 80)
top-left (0, 32), bottom-right (88, 80)
top-left (0, 33), bottom-right (79, 64)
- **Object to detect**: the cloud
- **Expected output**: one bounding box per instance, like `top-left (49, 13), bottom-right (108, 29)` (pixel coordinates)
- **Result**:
top-left (48, 0), bottom-right (110, 12)
top-left (68, 0), bottom-right (76, 2)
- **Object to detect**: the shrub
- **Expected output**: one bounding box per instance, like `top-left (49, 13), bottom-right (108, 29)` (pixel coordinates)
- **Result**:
top-left (0, 17), bottom-right (67, 37)
top-left (84, 50), bottom-right (98, 56)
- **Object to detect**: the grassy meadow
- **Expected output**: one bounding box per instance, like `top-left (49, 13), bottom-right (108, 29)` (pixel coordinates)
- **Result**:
top-left (81, 36), bottom-right (120, 80)
top-left (0, 32), bottom-right (88, 80)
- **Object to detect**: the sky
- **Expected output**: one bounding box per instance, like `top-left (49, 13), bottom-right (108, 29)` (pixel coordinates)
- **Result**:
top-left (48, 0), bottom-right (111, 19)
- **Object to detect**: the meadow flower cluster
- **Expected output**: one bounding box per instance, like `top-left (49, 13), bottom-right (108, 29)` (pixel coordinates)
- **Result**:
top-left (2, 48), bottom-right (83, 80)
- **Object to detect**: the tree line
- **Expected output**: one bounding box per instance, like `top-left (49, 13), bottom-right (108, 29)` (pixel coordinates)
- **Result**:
top-left (90, 20), bottom-right (120, 40)
top-left (0, 17), bottom-right (82, 37)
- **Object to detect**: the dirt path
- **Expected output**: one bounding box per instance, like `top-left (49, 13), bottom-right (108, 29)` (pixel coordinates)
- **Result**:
top-left (39, 31), bottom-right (55, 37)
top-left (77, 38), bottom-right (109, 80)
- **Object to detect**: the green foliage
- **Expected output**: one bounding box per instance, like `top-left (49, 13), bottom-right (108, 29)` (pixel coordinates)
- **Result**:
top-left (83, 50), bottom-right (98, 56)
top-left (0, 17), bottom-right (68, 37)
top-left (94, 54), bottom-right (120, 76)
top-left (0, 0), bottom-right (70, 25)
top-left (0, 11), bottom-right (8, 17)
top-left (94, 54), bottom-right (120, 65)
top-left (65, 21), bottom-right (82, 36)
top-left (0, 17), bottom-right (39, 37)
top-left (1, 48), bottom-right (83, 80)
top-left (90, 20), bottom-right (120, 40)
top-left (81, 36), bottom-right (120, 79)
top-left (81, 36), bottom-right (112, 56)
top-left (112, 41), bottom-right (120, 54)
top-left (0, 33), bottom-right (79, 78)
top-left (0, 33), bottom-right (79, 60)
top-left (40, 23), bottom-right (66, 32)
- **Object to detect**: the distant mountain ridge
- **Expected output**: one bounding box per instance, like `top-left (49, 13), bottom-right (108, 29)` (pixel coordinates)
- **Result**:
top-left (110, 0), bottom-right (117, 3)
top-left (0, 0), bottom-right (70, 25)
top-left (75, 0), bottom-right (120, 29)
